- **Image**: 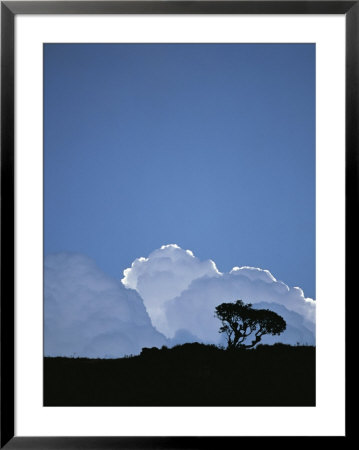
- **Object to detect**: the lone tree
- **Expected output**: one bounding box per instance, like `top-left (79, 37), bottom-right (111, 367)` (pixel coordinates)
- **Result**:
top-left (215, 300), bottom-right (286, 349)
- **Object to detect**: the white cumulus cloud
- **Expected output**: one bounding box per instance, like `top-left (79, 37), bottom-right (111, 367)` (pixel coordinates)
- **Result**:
top-left (45, 245), bottom-right (315, 358)
top-left (122, 245), bottom-right (315, 345)
top-left (121, 244), bottom-right (220, 333)
top-left (44, 253), bottom-right (167, 358)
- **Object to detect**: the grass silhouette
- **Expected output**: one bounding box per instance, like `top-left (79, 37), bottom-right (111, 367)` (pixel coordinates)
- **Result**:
top-left (44, 343), bottom-right (315, 406)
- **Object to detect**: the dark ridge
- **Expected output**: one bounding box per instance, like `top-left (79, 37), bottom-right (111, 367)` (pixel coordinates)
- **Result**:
top-left (44, 343), bottom-right (315, 406)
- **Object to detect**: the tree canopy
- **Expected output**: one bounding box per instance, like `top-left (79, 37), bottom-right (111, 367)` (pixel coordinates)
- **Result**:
top-left (215, 300), bottom-right (286, 349)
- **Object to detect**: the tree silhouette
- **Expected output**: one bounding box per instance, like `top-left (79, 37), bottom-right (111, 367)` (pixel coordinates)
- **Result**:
top-left (215, 300), bottom-right (286, 349)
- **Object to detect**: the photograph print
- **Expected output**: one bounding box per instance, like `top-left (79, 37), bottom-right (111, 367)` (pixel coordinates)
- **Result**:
top-left (44, 43), bottom-right (316, 406)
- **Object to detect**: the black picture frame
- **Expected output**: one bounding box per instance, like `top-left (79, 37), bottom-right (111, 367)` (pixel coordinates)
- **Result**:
top-left (1, 1), bottom-right (352, 447)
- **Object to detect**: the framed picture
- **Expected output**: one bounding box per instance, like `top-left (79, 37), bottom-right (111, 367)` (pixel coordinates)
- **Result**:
top-left (1, 1), bottom-right (351, 446)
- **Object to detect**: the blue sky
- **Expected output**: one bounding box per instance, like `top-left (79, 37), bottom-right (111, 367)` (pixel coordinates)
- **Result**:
top-left (44, 43), bottom-right (315, 298)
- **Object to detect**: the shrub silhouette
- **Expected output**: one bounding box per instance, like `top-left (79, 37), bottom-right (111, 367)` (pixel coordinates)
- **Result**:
top-left (215, 300), bottom-right (286, 349)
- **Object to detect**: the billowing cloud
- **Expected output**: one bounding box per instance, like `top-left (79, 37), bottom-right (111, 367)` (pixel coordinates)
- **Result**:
top-left (122, 244), bottom-right (220, 333)
top-left (45, 245), bottom-right (315, 359)
top-left (122, 245), bottom-right (315, 345)
top-left (44, 253), bottom-right (167, 358)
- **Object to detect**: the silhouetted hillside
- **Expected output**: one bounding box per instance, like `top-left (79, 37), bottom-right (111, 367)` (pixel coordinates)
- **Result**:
top-left (44, 343), bottom-right (315, 406)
